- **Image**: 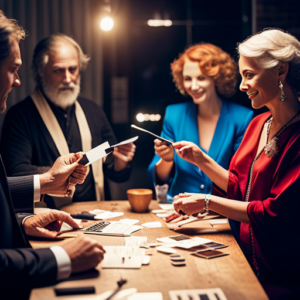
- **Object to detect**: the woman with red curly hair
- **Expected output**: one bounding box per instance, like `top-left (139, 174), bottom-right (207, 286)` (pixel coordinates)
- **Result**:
top-left (148, 44), bottom-right (253, 231)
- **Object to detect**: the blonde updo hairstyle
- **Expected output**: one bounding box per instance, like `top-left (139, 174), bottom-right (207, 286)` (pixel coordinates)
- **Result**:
top-left (238, 29), bottom-right (300, 94)
top-left (171, 43), bottom-right (238, 98)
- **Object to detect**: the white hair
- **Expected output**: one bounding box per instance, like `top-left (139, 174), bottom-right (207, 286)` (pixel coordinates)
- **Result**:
top-left (238, 29), bottom-right (300, 93)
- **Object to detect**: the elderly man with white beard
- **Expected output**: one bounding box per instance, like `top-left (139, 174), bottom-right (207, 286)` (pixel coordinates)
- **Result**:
top-left (1, 34), bottom-right (136, 209)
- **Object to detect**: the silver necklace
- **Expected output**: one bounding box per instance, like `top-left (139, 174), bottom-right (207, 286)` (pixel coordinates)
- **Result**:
top-left (264, 112), bottom-right (300, 158)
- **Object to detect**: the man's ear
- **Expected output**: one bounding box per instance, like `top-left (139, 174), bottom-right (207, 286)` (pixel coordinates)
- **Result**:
top-left (38, 55), bottom-right (49, 78)
top-left (278, 62), bottom-right (289, 83)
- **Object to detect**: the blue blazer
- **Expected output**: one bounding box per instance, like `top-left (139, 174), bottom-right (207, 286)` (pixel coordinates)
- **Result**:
top-left (148, 99), bottom-right (254, 202)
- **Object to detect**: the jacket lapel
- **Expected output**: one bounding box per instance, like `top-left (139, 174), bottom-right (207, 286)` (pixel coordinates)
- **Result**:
top-left (208, 99), bottom-right (229, 161)
top-left (184, 102), bottom-right (200, 146)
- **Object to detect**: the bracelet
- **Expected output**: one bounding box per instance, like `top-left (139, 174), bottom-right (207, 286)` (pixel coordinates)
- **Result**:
top-left (204, 194), bottom-right (211, 214)
top-left (198, 194), bottom-right (210, 218)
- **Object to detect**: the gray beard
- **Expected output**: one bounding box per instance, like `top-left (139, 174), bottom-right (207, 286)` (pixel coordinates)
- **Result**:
top-left (42, 78), bottom-right (81, 110)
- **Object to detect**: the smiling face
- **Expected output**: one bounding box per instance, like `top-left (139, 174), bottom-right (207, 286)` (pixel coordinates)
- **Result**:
top-left (239, 55), bottom-right (280, 109)
top-left (182, 59), bottom-right (217, 105)
top-left (0, 38), bottom-right (22, 113)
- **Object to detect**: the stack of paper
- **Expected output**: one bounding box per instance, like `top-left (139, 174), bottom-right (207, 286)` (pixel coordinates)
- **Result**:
top-left (125, 236), bottom-right (147, 246)
top-left (102, 246), bottom-right (146, 269)
top-left (89, 209), bottom-right (124, 219)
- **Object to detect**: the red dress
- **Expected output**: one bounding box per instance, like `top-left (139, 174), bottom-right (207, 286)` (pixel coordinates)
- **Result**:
top-left (225, 111), bottom-right (300, 294)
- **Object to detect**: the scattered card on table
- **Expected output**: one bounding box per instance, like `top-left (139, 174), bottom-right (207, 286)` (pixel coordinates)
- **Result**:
top-left (168, 235), bottom-right (191, 241)
top-left (169, 288), bottom-right (227, 300)
top-left (204, 242), bottom-right (228, 249)
top-left (192, 249), bottom-right (229, 259)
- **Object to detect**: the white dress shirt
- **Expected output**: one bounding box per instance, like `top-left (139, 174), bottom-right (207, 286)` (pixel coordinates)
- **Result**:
top-left (29, 175), bottom-right (72, 279)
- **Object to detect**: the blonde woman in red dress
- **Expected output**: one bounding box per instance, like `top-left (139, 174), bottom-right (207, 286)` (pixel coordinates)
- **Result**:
top-left (172, 29), bottom-right (300, 300)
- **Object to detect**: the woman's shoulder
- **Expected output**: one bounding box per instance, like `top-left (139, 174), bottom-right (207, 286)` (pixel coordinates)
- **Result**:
top-left (166, 101), bottom-right (192, 111)
top-left (165, 102), bottom-right (195, 117)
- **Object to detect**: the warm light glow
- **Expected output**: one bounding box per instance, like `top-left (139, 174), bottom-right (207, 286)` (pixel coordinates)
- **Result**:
top-left (100, 17), bottom-right (114, 31)
top-left (147, 19), bottom-right (172, 27)
top-left (136, 113), bottom-right (145, 122)
top-left (136, 113), bottom-right (161, 122)
top-left (150, 114), bottom-right (156, 121)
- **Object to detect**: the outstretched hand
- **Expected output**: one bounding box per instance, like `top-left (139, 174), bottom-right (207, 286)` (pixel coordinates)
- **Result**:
top-left (173, 141), bottom-right (205, 167)
top-left (154, 139), bottom-right (174, 162)
top-left (173, 193), bottom-right (206, 216)
top-left (113, 143), bottom-right (136, 172)
top-left (24, 210), bottom-right (81, 238)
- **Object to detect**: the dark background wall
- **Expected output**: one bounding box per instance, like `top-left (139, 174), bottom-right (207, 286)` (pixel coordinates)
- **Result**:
top-left (1, 0), bottom-right (300, 199)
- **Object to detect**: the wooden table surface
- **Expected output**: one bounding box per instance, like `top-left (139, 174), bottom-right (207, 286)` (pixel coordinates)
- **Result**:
top-left (30, 201), bottom-right (268, 300)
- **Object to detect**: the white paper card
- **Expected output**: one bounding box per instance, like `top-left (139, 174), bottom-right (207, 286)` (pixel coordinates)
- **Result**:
top-left (152, 209), bottom-right (166, 214)
top-left (124, 225), bottom-right (143, 235)
top-left (102, 246), bottom-right (145, 269)
top-left (85, 141), bottom-right (111, 166)
top-left (119, 218), bottom-right (140, 225)
top-left (142, 222), bottom-right (162, 228)
top-left (125, 236), bottom-right (147, 246)
top-left (89, 209), bottom-right (105, 215)
top-left (156, 213), bottom-right (171, 218)
top-left (159, 204), bottom-right (174, 210)
top-left (169, 288), bottom-right (227, 300)
top-left (111, 136), bottom-right (139, 147)
top-left (94, 211), bottom-right (124, 220)
top-left (60, 219), bottom-right (82, 233)
top-left (128, 292), bottom-right (163, 300)
top-left (209, 219), bottom-right (228, 225)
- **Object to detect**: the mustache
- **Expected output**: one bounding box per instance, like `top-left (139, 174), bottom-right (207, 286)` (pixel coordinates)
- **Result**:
top-left (58, 82), bottom-right (78, 91)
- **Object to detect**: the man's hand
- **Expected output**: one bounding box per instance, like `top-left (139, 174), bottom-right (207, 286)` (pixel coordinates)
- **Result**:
top-left (24, 210), bottom-right (81, 238)
top-left (61, 236), bottom-right (106, 273)
top-left (39, 153), bottom-right (88, 196)
top-left (113, 143), bottom-right (136, 172)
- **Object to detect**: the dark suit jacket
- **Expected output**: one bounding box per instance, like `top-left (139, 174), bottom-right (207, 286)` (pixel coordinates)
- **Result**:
top-left (0, 159), bottom-right (57, 299)
top-left (1, 96), bottom-right (130, 208)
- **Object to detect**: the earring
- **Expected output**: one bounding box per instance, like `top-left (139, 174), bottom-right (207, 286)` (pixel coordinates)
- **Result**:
top-left (279, 81), bottom-right (286, 102)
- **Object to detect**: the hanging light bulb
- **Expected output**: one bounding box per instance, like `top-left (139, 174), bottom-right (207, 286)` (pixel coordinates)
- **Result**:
top-left (100, 16), bottom-right (114, 31)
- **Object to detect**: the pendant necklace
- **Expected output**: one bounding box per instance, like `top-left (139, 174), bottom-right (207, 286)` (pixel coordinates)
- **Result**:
top-left (264, 111), bottom-right (300, 158)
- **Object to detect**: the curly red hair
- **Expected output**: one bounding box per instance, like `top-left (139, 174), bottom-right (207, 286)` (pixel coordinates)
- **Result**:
top-left (171, 43), bottom-right (238, 98)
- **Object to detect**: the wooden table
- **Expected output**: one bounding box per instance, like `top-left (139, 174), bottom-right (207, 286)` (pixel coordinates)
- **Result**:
top-left (30, 201), bottom-right (268, 300)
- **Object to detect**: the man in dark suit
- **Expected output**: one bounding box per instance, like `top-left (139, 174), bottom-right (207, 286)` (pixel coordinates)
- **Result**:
top-left (0, 11), bottom-right (105, 299)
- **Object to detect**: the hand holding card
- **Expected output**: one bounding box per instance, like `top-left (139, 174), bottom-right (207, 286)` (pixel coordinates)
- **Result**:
top-left (131, 124), bottom-right (173, 146)
top-left (79, 137), bottom-right (138, 166)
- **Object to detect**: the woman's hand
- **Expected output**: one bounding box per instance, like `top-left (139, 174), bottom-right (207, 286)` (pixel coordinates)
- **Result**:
top-left (173, 141), bottom-right (206, 167)
top-left (173, 193), bottom-right (206, 216)
top-left (154, 139), bottom-right (174, 162)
